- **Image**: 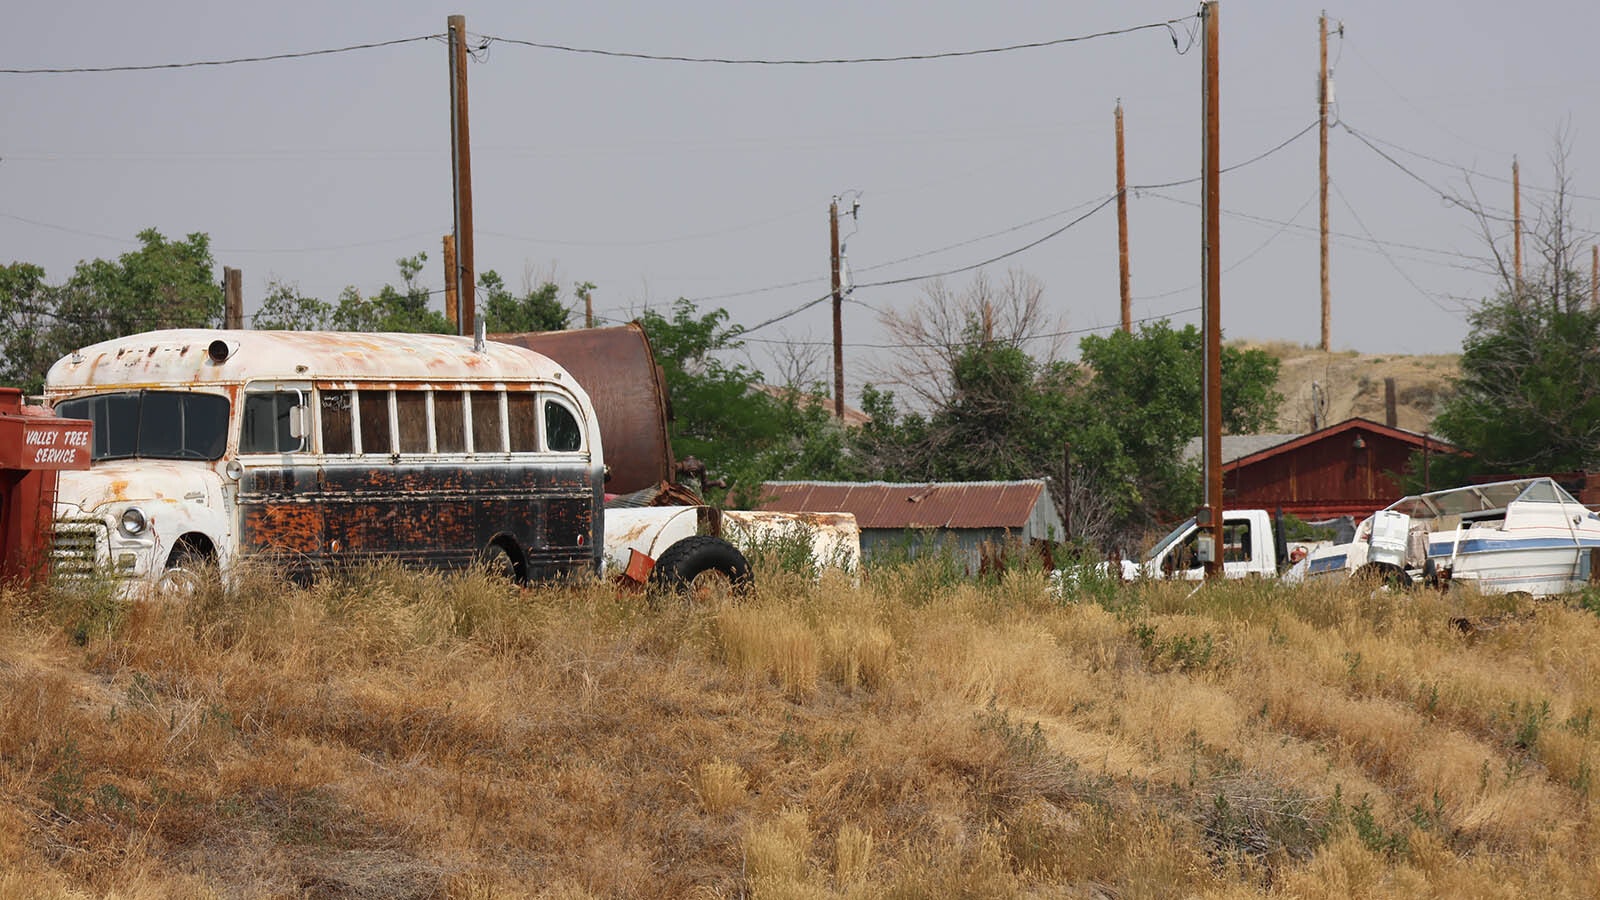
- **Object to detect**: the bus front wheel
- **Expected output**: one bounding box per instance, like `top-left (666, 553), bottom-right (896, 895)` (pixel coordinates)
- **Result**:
top-left (157, 542), bottom-right (213, 599)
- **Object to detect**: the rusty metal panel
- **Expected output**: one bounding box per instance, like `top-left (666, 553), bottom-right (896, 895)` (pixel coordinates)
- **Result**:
top-left (756, 481), bottom-right (1049, 531)
top-left (237, 460), bottom-right (601, 580)
top-left (491, 324), bottom-right (674, 495)
top-left (0, 389), bottom-right (89, 585)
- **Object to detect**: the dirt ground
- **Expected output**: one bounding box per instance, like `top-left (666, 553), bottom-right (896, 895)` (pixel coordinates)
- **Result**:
top-left (1244, 340), bottom-right (1460, 436)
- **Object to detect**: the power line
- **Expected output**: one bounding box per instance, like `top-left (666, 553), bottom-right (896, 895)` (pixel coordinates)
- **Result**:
top-left (1126, 189), bottom-right (1317, 303)
top-left (1138, 191), bottom-right (1496, 272)
top-left (1129, 120), bottom-right (1319, 191)
top-left (0, 211), bottom-right (445, 256)
top-left (736, 195), bottom-right (1119, 336)
top-left (708, 119), bottom-right (1315, 334)
top-left (478, 204), bottom-right (813, 249)
top-left (1339, 121), bottom-right (1514, 224)
top-left (0, 35), bottom-right (441, 74)
top-left (740, 305), bottom-right (1203, 350)
top-left (1330, 180), bottom-right (1463, 317)
top-left (697, 120), bottom-right (1318, 309)
top-left (855, 194), bottom-right (1120, 290)
top-left (1342, 127), bottom-right (1600, 204)
top-left (481, 15), bottom-right (1200, 66)
top-left (855, 195), bottom-right (1112, 275)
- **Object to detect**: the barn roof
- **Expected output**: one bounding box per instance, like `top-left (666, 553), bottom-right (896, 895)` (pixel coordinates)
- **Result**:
top-left (1181, 417), bottom-right (1453, 468)
top-left (757, 480), bottom-right (1056, 531)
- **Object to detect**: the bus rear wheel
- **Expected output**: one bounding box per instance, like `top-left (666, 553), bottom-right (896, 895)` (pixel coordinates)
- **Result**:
top-left (479, 540), bottom-right (526, 585)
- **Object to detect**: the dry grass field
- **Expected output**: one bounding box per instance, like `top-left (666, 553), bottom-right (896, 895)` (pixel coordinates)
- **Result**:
top-left (3, 551), bottom-right (1599, 898)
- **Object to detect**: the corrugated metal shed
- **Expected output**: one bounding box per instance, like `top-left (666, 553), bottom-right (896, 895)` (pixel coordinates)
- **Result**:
top-left (759, 480), bottom-right (1059, 530)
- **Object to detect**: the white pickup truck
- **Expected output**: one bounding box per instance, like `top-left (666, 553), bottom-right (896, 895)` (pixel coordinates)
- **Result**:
top-left (1055, 509), bottom-right (1324, 592)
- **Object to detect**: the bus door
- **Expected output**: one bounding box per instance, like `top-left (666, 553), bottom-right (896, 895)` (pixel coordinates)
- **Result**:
top-left (237, 381), bottom-right (319, 567)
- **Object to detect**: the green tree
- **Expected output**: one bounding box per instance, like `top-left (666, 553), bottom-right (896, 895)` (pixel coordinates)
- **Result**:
top-left (480, 271), bottom-right (573, 333)
top-left (1429, 294), bottom-right (1600, 480)
top-left (0, 229), bottom-right (221, 391)
top-left (251, 280), bottom-right (334, 330)
top-left (1420, 141), bottom-right (1600, 487)
top-left (0, 262), bottom-right (62, 393)
top-left (845, 313), bottom-right (1281, 549)
top-left (926, 332), bottom-right (1077, 482)
top-left (638, 298), bottom-right (851, 505)
top-left (1069, 321), bottom-right (1283, 528)
top-left (331, 253), bottom-right (451, 333)
top-left (52, 228), bottom-right (222, 350)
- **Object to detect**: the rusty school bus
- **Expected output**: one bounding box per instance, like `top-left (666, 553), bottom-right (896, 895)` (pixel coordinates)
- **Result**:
top-left (44, 329), bottom-right (603, 591)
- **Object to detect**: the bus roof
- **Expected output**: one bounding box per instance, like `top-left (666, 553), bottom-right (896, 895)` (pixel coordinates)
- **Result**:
top-left (45, 329), bottom-right (581, 393)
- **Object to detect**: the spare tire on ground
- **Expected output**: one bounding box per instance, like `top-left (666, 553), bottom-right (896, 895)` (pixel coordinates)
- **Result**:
top-left (649, 535), bottom-right (752, 600)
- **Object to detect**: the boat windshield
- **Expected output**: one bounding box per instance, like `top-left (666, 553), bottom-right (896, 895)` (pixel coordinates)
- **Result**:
top-left (1513, 479), bottom-right (1579, 504)
top-left (55, 390), bottom-right (230, 462)
top-left (1145, 517), bottom-right (1197, 562)
top-left (1385, 478), bottom-right (1578, 521)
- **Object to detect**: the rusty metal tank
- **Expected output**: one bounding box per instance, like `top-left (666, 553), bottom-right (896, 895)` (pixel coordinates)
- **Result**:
top-left (491, 324), bottom-right (674, 495)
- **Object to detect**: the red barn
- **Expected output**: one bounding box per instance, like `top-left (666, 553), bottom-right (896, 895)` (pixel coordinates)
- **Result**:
top-left (1186, 417), bottom-right (1457, 521)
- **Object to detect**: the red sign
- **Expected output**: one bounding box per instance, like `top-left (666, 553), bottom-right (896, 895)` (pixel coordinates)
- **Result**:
top-left (0, 416), bottom-right (93, 471)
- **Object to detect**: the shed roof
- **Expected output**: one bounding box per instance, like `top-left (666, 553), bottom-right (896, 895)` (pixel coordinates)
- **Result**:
top-left (757, 480), bottom-right (1056, 530)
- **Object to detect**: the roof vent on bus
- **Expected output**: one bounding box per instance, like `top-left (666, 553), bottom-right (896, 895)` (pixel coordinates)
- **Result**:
top-left (207, 340), bottom-right (232, 364)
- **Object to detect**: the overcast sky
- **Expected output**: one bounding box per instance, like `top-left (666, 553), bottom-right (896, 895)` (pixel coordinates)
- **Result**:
top-left (5, 1), bottom-right (1598, 401)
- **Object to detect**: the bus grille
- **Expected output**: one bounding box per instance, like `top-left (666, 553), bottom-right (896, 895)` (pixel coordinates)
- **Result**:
top-left (52, 519), bottom-right (106, 579)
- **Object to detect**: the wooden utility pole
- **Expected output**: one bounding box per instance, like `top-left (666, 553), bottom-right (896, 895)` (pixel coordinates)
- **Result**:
top-left (442, 234), bottom-right (458, 331)
top-left (1513, 157), bottom-right (1523, 303)
top-left (582, 284), bottom-right (594, 328)
top-left (1200, 1), bottom-right (1223, 581)
top-left (1116, 100), bottom-right (1132, 333)
top-left (1318, 12), bottom-right (1331, 352)
top-left (830, 197), bottom-right (844, 420)
top-left (1592, 245), bottom-right (1598, 310)
top-left (447, 14), bottom-right (477, 336)
top-left (223, 266), bottom-right (243, 329)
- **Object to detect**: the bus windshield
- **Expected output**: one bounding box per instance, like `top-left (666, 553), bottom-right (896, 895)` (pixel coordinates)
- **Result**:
top-left (55, 390), bottom-right (230, 462)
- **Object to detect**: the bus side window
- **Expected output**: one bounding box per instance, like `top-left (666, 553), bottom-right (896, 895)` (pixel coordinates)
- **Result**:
top-left (545, 398), bottom-right (582, 452)
top-left (358, 390), bottom-right (391, 455)
top-left (507, 392), bottom-right (539, 452)
top-left (321, 390), bottom-right (353, 455)
top-left (435, 390), bottom-right (466, 453)
top-left (241, 391), bottom-right (304, 453)
top-left (396, 390), bottom-right (429, 453)
top-left (471, 390), bottom-right (503, 453)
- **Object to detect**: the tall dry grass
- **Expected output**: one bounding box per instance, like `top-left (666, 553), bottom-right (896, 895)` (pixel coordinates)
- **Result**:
top-left (1, 555), bottom-right (1599, 897)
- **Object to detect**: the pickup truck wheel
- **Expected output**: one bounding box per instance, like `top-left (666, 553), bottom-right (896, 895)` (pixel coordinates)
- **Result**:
top-left (1421, 558), bottom-right (1444, 589)
top-left (649, 536), bottom-right (752, 602)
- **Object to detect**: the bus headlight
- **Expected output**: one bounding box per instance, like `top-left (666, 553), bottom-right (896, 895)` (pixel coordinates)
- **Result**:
top-left (118, 507), bottom-right (148, 537)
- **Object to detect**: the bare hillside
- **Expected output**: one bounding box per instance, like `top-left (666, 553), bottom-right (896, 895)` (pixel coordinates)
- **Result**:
top-left (1244, 341), bottom-right (1460, 436)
